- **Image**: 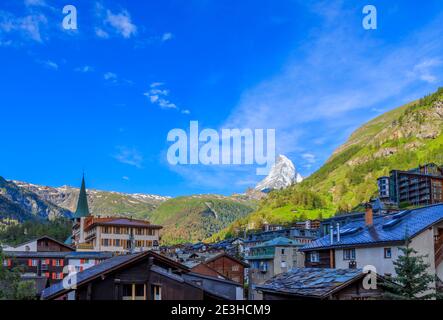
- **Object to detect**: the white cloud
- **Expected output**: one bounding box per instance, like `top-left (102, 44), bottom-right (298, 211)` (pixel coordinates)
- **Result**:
top-left (122, 176), bottom-right (130, 181)
top-left (75, 65), bottom-right (94, 73)
top-left (95, 27), bottom-right (109, 39)
top-left (411, 58), bottom-right (443, 84)
top-left (114, 146), bottom-right (143, 168)
top-left (37, 59), bottom-right (58, 70)
top-left (102, 9), bottom-right (137, 39)
top-left (0, 11), bottom-right (48, 44)
top-left (144, 82), bottom-right (184, 112)
top-left (302, 153), bottom-right (316, 164)
top-left (104, 72), bottom-right (117, 81)
top-left (150, 82), bottom-right (164, 88)
top-left (161, 32), bottom-right (173, 42)
top-left (181, 109), bottom-right (191, 115)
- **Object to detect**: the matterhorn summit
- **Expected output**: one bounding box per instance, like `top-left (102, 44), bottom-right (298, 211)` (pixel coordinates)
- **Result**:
top-left (255, 155), bottom-right (303, 192)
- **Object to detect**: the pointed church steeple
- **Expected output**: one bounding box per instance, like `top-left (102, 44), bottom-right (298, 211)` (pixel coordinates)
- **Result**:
top-left (73, 174), bottom-right (90, 219)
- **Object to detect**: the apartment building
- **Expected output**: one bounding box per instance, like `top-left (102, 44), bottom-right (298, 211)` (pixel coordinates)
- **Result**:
top-left (245, 237), bottom-right (305, 300)
top-left (377, 163), bottom-right (443, 207)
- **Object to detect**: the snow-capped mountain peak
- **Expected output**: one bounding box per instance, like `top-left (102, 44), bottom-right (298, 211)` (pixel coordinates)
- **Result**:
top-left (254, 155), bottom-right (303, 192)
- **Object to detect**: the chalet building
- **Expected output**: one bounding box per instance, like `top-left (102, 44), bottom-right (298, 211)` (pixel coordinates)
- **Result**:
top-left (246, 237), bottom-right (305, 300)
top-left (70, 176), bottom-right (162, 253)
top-left (256, 268), bottom-right (387, 300)
top-left (3, 236), bottom-right (112, 286)
top-left (300, 203), bottom-right (443, 292)
top-left (178, 252), bottom-right (249, 286)
top-left (377, 163), bottom-right (443, 207)
top-left (41, 250), bottom-right (243, 300)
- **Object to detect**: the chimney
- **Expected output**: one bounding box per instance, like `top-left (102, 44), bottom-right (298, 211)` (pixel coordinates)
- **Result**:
top-left (365, 203), bottom-right (373, 227)
top-left (329, 225), bottom-right (334, 244)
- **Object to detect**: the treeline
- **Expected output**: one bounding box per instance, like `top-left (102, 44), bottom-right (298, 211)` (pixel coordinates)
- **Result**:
top-left (262, 187), bottom-right (328, 210)
top-left (0, 218), bottom-right (71, 246)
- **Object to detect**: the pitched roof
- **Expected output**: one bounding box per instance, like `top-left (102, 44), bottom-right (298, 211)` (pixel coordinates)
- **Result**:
top-left (301, 204), bottom-right (443, 251)
top-left (41, 250), bottom-right (189, 300)
top-left (256, 268), bottom-right (366, 298)
top-left (254, 237), bottom-right (302, 248)
top-left (84, 217), bottom-right (162, 230)
top-left (73, 175), bottom-right (90, 219)
top-left (9, 235), bottom-right (74, 252)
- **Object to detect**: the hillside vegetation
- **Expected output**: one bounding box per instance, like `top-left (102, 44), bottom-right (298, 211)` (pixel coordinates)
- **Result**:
top-left (149, 195), bottom-right (257, 244)
top-left (211, 88), bottom-right (443, 241)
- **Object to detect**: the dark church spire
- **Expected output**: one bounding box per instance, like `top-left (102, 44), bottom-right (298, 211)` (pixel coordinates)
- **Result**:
top-left (73, 174), bottom-right (90, 219)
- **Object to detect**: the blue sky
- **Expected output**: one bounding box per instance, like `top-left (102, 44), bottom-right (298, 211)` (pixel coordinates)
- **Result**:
top-left (1, 0), bottom-right (443, 196)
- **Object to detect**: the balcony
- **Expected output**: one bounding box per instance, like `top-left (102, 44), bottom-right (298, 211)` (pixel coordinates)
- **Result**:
top-left (77, 243), bottom-right (94, 251)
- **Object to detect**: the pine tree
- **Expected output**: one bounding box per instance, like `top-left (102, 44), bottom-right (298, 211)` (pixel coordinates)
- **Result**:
top-left (383, 241), bottom-right (439, 300)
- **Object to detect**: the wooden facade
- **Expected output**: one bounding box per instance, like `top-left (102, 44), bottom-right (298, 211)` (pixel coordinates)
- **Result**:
top-left (204, 254), bottom-right (248, 285)
top-left (304, 249), bottom-right (334, 268)
top-left (42, 251), bottom-right (230, 300)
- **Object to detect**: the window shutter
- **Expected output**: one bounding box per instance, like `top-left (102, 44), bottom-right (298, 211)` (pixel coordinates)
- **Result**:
top-left (52, 259), bottom-right (56, 267)
top-left (80, 266), bottom-right (84, 272)
top-left (52, 273), bottom-right (56, 280)
top-left (28, 259), bottom-right (32, 267)
top-left (8, 259), bottom-right (11, 267)
top-left (46, 259), bottom-right (50, 265)
top-left (45, 272), bottom-right (50, 278)
top-left (80, 259), bottom-right (84, 264)
top-left (60, 259), bottom-right (64, 267)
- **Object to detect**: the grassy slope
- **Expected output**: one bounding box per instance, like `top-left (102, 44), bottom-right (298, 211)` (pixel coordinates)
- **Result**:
top-left (211, 88), bottom-right (443, 240)
top-left (148, 196), bottom-right (257, 245)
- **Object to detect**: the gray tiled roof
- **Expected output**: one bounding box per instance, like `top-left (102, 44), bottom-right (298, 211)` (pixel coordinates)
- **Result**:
top-left (256, 268), bottom-right (364, 298)
top-left (301, 204), bottom-right (443, 251)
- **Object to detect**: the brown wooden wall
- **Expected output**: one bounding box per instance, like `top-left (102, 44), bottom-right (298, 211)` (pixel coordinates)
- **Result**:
top-left (206, 256), bottom-right (245, 285)
top-left (37, 238), bottom-right (73, 252)
top-left (304, 249), bottom-right (333, 268)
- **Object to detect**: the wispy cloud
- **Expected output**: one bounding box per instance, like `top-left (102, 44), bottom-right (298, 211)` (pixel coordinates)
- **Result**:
top-left (0, 11), bottom-right (48, 45)
top-left (144, 82), bottom-right (189, 113)
top-left (166, 1), bottom-right (443, 190)
top-left (95, 3), bottom-right (137, 39)
top-left (114, 146), bottom-right (143, 168)
top-left (36, 59), bottom-right (58, 70)
top-left (161, 32), bottom-right (173, 42)
top-left (104, 71), bottom-right (117, 82)
top-left (75, 65), bottom-right (94, 73)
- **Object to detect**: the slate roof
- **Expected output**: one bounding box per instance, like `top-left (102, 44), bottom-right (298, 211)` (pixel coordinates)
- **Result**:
top-left (5, 251), bottom-right (113, 259)
top-left (256, 268), bottom-right (365, 298)
top-left (254, 237), bottom-right (303, 248)
top-left (301, 203), bottom-right (443, 251)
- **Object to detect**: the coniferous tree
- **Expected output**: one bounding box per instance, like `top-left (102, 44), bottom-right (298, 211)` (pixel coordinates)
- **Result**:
top-left (383, 241), bottom-right (439, 300)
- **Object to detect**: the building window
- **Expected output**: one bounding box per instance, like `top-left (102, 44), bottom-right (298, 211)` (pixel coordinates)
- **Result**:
top-left (343, 249), bottom-right (356, 260)
top-left (115, 239), bottom-right (121, 247)
top-left (232, 265), bottom-right (240, 272)
top-left (151, 285), bottom-right (162, 300)
top-left (310, 251), bottom-right (320, 263)
top-left (281, 249), bottom-right (285, 255)
top-left (122, 284), bottom-right (146, 300)
top-left (384, 248), bottom-right (392, 259)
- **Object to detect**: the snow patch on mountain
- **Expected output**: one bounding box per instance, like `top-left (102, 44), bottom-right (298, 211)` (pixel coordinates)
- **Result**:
top-left (255, 155), bottom-right (303, 192)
